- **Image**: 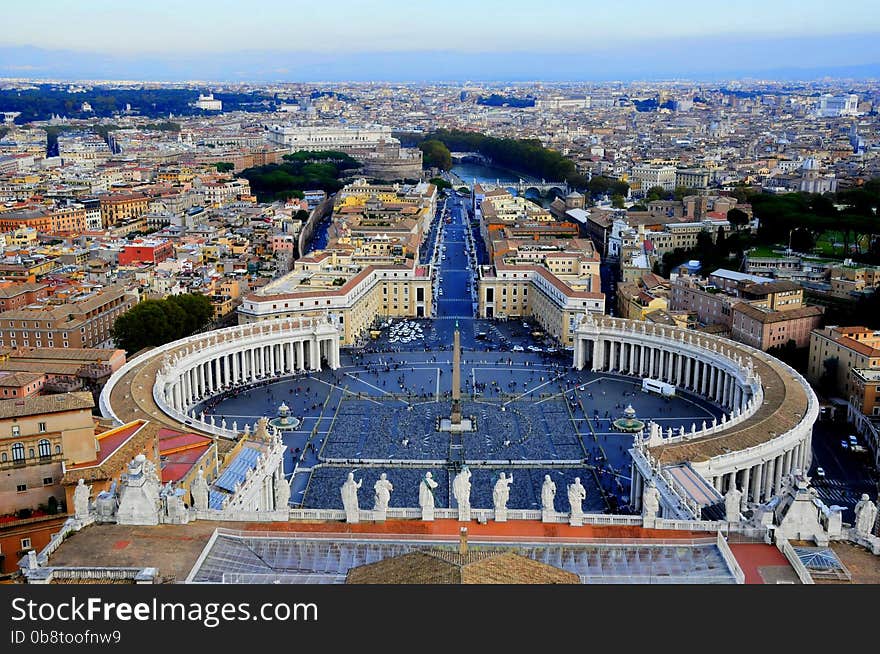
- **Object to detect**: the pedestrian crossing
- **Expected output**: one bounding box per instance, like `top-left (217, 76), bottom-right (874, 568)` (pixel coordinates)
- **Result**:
top-left (811, 478), bottom-right (864, 507)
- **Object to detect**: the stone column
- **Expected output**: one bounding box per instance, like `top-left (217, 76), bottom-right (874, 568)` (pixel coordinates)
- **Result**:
top-left (783, 449), bottom-right (793, 478)
top-left (741, 466), bottom-right (751, 505)
top-left (296, 340), bottom-right (305, 372)
top-left (751, 464), bottom-right (762, 503)
top-left (763, 458), bottom-right (775, 500)
top-left (173, 382), bottom-right (182, 411)
top-left (232, 350), bottom-right (240, 383)
top-left (311, 338), bottom-right (321, 371)
top-left (773, 454), bottom-right (784, 494)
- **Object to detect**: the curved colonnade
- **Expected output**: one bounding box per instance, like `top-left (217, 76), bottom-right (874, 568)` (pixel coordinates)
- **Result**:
top-left (101, 312), bottom-right (817, 521)
top-left (100, 317), bottom-right (341, 438)
top-left (573, 314), bottom-right (818, 518)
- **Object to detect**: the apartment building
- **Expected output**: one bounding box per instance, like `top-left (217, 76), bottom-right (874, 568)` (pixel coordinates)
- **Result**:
top-left (0, 205), bottom-right (87, 234)
top-left (0, 392), bottom-right (96, 515)
top-left (0, 284), bottom-right (136, 350)
top-left (808, 326), bottom-right (880, 412)
top-left (99, 193), bottom-right (150, 228)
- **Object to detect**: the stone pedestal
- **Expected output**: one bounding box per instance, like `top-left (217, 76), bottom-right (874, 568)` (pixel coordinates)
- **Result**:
top-left (458, 507), bottom-right (471, 522)
top-left (569, 511), bottom-right (584, 527)
top-left (542, 510), bottom-right (555, 523)
top-left (345, 508), bottom-right (359, 524)
top-left (374, 507), bottom-right (387, 522)
top-left (495, 507), bottom-right (507, 523)
top-left (422, 507), bottom-right (434, 522)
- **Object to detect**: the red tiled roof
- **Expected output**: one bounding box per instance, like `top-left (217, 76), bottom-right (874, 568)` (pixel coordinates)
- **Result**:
top-left (67, 420), bottom-right (146, 470)
top-left (162, 444), bottom-right (211, 483)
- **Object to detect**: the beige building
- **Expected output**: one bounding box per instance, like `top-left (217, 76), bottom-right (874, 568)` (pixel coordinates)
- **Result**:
top-left (0, 392), bottom-right (95, 515)
top-left (478, 238), bottom-right (604, 347)
top-left (0, 284), bottom-right (136, 350)
top-left (808, 326), bottom-right (880, 409)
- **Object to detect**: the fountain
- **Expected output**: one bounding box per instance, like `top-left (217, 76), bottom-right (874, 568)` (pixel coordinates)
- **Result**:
top-left (612, 403), bottom-right (645, 433)
top-left (268, 402), bottom-right (301, 432)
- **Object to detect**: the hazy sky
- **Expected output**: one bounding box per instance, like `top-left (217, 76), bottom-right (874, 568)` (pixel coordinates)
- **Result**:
top-left (5, 0), bottom-right (880, 54)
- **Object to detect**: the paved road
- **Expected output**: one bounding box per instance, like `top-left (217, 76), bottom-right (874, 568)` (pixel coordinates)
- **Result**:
top-left (436, 195), bottom-right (476, 319)
top-left (809, 420), bottom-right (878, 519)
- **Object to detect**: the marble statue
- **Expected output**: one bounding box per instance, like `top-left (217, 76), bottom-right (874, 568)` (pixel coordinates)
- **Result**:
top-left (724, 486), bottom-right (743, 522)
top-left (642, 480), bottom-right (660, 520)
top-left (568, 477), bottom-right (587, 526)
top-left (254, 417), bottom-right (271, 441)
top-left (373, 473), bottom-right (393, 519)
top-left (541, 474), bottom-right (556, 514)
top-left (854, 494), bottom-right (878, 536)
top-left (452, 466), bottom-right (472, 521)
top-left (274, 473), bottom-right (291, 510)
top-left (493, 472), bottom-right (513, 521)
top-left (116, 455), bottom-right (161, 526)
top-left (419, 471), bottom-right (439, 521)
top-left (191, 469), bottom-right (209, 511)
top-left (73, 478), bottom-right (91, 520)
top-left (341, 472), bottom-right (362, 523)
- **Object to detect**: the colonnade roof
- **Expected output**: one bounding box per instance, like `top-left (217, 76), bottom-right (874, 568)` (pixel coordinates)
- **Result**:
top-left (646, 337), bottom-right (809, 465)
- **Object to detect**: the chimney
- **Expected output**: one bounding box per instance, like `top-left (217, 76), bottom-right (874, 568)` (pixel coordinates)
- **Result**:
top-left (459, 527), bottom-right (468, 555)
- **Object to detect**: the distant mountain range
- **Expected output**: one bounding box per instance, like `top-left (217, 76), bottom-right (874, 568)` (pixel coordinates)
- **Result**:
top-left (1, 35), bottom-right (879, 83)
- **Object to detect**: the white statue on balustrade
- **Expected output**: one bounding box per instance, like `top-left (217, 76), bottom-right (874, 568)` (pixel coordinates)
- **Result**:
top-left (568, 477), bottom-right (587, 526)
top-left (452, 466), bottom-right (472, 522)
top-left (642, 480), bottom-right (660, 520)
top-left (724, 486), bottom-right (743, 523)
top-left (373, 473), bottom-right (393, 521)
top-left (341, 472), bottom-right (362, 523)
top-left (419, 471), bottom-right (438, 521)
top-left (854, 494), bottom-right (878, 537)
top-left (541, 474), bottom-right (556, 521)
top-left (73, 478), bottom-right (91, 520)
top-left (493, 472), bottom-right (513, 522)
top-left (274, 473), bottom-right (291, 511)
top-left (191, 469), bottom-right (209, 512)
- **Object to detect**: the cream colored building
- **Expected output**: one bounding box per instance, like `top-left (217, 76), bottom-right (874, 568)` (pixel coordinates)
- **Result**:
top-left (0, 392), bottom-right (96, 514)
top-left (478, 239), bottom-right (604, 347)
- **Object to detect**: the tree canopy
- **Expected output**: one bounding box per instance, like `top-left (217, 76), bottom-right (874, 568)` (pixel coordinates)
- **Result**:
top-left (111, 293), bottom-right (214, 354)
top-left (238, 151), bottom-right (360, 202)
top-left (419, 140), bottom-right (452, 171)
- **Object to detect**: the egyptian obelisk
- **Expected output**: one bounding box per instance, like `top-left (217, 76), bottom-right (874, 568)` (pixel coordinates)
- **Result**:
top-left (450, 320), bottom-right (462, 424)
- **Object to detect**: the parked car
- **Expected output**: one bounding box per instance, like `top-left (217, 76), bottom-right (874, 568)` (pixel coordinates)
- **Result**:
top-left (512, 345), bottom-right (525, 352)
top-left (840, 440), bottom-right (849, 450)
top-left (815, 467), bottom-right (826, 477)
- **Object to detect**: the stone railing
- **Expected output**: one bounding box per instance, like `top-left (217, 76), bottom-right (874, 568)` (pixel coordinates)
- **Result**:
top-left (630, 445), bottom-right (702, 520)
top-left (716, 531), bottom-right (746, 584)
top-left (195, 508), bottom-right (290, 522)
top-left (778, 538), bottom-right (814, 585)
top-left (25, 567), bottom-right (158, 584)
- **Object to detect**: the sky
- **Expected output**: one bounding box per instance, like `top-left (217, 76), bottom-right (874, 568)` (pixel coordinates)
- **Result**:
top-left (2, 0), bottom-right (880, 81)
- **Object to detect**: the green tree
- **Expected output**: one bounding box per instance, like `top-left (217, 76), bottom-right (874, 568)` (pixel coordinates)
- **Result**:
top-left (429, 177), bottom-right (452, 191)
top-left (727, 207), bottom-right (749, 231)
top-left (111, 294), bottom-right (214, 354)
top-left (611, 194), bottom-right (626, 208)
top-left (645, 186), bottom-right (666, 203)
top-left (215, 162), bottom-right (235, 173)
top-left (674, 186), bottom-right (696, 201)
top-left (419, 140), bottom-right (452, 171)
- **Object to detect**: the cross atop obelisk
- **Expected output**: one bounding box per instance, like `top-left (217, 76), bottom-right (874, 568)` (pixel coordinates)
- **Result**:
top-left (450, 320), bottom-right (462, 424)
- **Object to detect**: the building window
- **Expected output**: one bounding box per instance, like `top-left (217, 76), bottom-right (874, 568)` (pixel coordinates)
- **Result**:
top-left (38, 439), bottom-right (51, 458)
top-left (11, 441), bottom-right (23, 461)
top-left (43, 477), bottom-right (53, 485)
top-left (20, 537), bottom-right (31, 549)
top-left (16, 484), bottom-right (26, 493)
